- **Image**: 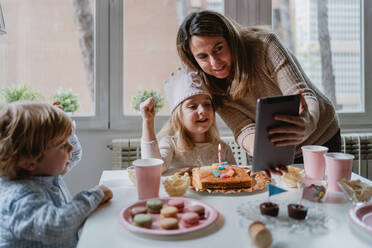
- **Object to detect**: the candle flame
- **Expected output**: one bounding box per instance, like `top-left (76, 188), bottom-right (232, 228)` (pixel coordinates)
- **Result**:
top-left (218, 143), bottom-right (221, 151)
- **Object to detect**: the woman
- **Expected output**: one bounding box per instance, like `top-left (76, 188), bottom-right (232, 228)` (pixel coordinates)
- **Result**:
top-left (176, 10), bottom-right (341, 172)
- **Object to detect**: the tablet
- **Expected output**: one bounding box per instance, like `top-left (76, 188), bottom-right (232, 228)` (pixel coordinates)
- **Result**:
top-left (252, 94), bottom-right (301, 172)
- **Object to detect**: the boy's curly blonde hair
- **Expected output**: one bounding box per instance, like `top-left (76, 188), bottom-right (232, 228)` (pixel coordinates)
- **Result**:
top-left (0, 101), bottom-right (73, 179)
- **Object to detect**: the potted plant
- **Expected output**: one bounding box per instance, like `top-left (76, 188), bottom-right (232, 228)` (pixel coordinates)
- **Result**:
top-left (0, 84), bottom-right (41, 104)
top-left (52, 89), bottom-right (80, 114)
top-left (131, 89), bottom-right (164, 113)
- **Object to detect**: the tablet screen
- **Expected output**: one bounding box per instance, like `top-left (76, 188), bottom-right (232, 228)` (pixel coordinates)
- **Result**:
top-left (252, 94), bottom-right (300, 172)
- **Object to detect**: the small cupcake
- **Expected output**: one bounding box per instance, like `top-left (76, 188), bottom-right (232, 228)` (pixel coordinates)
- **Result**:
top-left (287, 204), bottom-right (308, 220)
top-left (259, 202), bottom-right (279, 217)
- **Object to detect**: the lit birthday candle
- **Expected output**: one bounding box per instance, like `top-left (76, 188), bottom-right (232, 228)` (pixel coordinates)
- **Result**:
top-left (218, 143), bottom-right (222, 166)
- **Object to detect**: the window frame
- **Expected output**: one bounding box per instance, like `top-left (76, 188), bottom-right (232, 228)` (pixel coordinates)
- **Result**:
top-left (73, 0), bottom-right (109, 130)
top-left (105, 0), bottom-right (372, 134)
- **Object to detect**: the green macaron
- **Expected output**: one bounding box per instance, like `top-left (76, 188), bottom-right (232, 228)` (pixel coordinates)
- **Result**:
top-left (146, 199), bottom-right (163, 213)
top-left (133, 214), bottom-right (152, 228)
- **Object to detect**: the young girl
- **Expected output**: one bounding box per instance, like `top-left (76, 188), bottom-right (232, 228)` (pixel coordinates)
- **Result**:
top-left (140, 68), bottom-right (236, 173)
top-left (0, 101), bottom-right (113, 248)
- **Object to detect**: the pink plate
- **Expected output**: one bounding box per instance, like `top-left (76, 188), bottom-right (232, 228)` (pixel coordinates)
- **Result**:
top-left (118, 197), bottom-right (218, 236)
top-left (348, 202), bottom-right (372, 235)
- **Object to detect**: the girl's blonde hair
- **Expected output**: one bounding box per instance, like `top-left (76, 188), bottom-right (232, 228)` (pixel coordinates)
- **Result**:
top-left (158, 101), bottom-right (220, 152)
top-left (0, 101), bottom-right (73, 179)
top-left (177, 10), bottom-right (264, 104)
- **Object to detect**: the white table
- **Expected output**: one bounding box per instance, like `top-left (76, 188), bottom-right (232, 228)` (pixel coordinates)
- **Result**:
top-left (77, 169), bottom-right (372, 248)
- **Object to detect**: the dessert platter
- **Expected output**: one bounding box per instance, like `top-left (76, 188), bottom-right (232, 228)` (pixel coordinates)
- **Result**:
top-left (176, 162), bottom-right (270, 194)
top-left (237, 198), bottom-right (332, 235)
top-left (337, 178), bottom-right (372, 237)
top-left (118, 197), bottom-right (218, 235)
top-left (348, 202), bottom-right (372, 236)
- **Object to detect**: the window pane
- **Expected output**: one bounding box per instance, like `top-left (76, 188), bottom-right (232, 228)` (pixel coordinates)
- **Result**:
top-left (272, 0), bottom-right (362, 112)
top-left (123, 0), bottom-right (224, 116)
top-left (0, 0), bottom-right (95, 116)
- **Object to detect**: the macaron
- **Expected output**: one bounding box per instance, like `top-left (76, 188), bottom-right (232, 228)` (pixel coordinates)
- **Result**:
top-left (160, 206), bottom-right (178, 218)
top-left (188, 205), bottom-right (205, 218)
top-left (180, 212), bottom-right (199, 227)
top-left (133, 214), bottom-right (152, 228)
top-left (130, 206), bottom-right (147, 217)
top-left (167, 199), bottom-right (185, 212)
top-left (146, 199), bottom-right (163, 214)
top-left (160, 217), bottom-right (179, 230)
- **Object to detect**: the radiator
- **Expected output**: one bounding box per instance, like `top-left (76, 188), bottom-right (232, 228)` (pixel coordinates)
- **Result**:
top-left (341, 133), bottom-right (372, 179)
top-left (110, 138), bottom-right (141, 170)
top-left (109, 135), bottom-right (372, 180)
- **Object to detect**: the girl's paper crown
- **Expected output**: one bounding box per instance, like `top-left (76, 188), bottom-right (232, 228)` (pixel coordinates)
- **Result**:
top-left (164, 68), bottom-right (211, 113)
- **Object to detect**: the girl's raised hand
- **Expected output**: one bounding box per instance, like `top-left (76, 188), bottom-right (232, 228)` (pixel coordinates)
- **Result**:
top-left (140, 97), bottom-right (156, 121)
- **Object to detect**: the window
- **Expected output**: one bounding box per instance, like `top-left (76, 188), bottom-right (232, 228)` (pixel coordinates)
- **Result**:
top-left (0, 0), bottom-right (95, 115)
top-left (271, 0), bottom-right (372, 131)
top-left (1, 1), bottom-right (371, 133)
top-left (110, 0), bottom-right (372, 133)
top-left (110, 0), bottom-right (224, 130)
top-left (0, 0), bottom-right (108, 129)
top-left (273, 0), bottom-right (362, 112)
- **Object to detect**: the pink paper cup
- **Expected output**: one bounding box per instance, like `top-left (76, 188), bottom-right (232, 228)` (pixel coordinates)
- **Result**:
top-left (133, 158), bottom-right (163, 200)
top-left (324, 153), bottom-right (354, 192)
top-left (301, 145), bottom-right (328, 180)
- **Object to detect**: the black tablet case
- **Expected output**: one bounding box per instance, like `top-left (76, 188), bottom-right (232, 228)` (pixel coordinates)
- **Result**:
top-left (252, 94), bottom-right (300, 172)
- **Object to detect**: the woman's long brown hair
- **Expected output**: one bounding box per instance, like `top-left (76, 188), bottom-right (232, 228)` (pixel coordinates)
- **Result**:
top-left (177, 10), bottom-right (263, 104)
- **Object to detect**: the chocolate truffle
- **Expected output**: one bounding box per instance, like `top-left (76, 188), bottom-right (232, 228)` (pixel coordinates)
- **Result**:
top-left (259, 202), bottom-right (279, 217)
top-left (287, 204), bottom-right (308, 220)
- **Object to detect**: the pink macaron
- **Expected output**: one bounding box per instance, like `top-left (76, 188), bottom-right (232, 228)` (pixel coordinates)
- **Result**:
top-left (167, 199), bottom-right (185, 212)
top-left (181, 212), bottom-right (199, 227)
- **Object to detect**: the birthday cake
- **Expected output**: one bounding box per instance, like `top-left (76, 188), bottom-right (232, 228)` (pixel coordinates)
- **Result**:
top-left (191, 163), bottom-right (253, 191)
top-left (176, 163), bottom-right (270, 193)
